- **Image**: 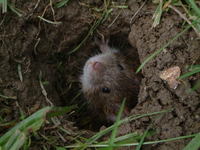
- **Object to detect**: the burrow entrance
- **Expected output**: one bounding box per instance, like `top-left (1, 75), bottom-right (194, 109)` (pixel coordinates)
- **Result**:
top-left (54, 33), bottom-right (142, 130)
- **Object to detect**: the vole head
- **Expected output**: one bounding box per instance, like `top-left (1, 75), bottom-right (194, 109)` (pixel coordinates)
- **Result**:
top-left (80, 40), bottom-right (140, 122)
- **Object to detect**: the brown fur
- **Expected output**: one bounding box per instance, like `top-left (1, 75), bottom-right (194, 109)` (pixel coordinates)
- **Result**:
top-left (81, 42), bottom-right (141, 123)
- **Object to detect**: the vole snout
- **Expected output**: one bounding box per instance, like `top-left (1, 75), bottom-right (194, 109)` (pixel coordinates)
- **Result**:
top-left (87, 60), bottom-right (105, 72)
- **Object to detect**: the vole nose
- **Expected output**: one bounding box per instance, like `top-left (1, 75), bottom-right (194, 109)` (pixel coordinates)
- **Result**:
top-left (92, 61), bottom-right (104, 71)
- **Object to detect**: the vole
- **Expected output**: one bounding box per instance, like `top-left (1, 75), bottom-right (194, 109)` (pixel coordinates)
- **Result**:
top-left (80, 37), bottom-right (140, 123)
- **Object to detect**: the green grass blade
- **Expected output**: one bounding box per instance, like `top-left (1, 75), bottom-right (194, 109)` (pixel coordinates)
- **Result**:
top-left (56, 147), bottom-right (66, 150)
top-left (107, 100), bottom-right (126, 150)
top-left (135, 125), bottom-right (151, 150)
top-left (0, 93), bottom-right (17, 100)
top-left (183, 133), bottom-right (200, 150)
top-left (55, 0), bottom-right (70, 8)
top-left (107, 133), bottom-right (140, 144)
top-left (38, 16), bottom-right (62, 25)
top-left (47, 105), bottom-right (77, 118)
top-left (152, 0), bottom-right (163, 27)
top-left (136, 24), bottom-right (191, 73)
top-left (101, 130), bottom-right (155, 147)
top-left (188, 65), bottom-right (200, 70)
top-left (4, 130), bottom-right (21, 150)
top-left (65, 133), bottom-right (196, 148)
top-left (179, 68), bottom-right (200, 79)
top-left (17, 64), bottom-right (23, 82)
top-left (68, 109), bottom-right (171, 149)
top-left (22, 137), bottom-right (31, 150)
top-left (0, 106), bottom-right (75, 149)
top-left (8, 131), bottom-right (26, 150)
top-left (67, 8), bottom-right (112, 55)
top-left (7, 3), bottom-right (23, 17)
top-left (186, 0), bottom-right (200, 17)
top-left (1, 0), bottom-right (7, 13)
top-left (0, 107), bottom-right (51, 145)
top-left (89, 109), bottom-right (170, 143)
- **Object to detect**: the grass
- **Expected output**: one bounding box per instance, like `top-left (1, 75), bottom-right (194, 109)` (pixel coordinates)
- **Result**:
top-left (37, 16), bottom-right (62, 25)
top-left (152, 0), bottom-right (163, 27)
top-left (0, 106), bottom-right (76, 150)
top-left (0, 0), bottom-right (24, 16)
top-left (7, 3), bottom-right (24, 17)
top-left (103, 99), bottom-right (125, 150)
top-left (64, 134), bottom-right (197, 148)
top-left (135, 123), bottom-right (152, 150)
top-left (186, 0), bottom-right (200, 17)
top-left (137, 0), bottom-right (200, 73)
top-left (67, 0), bottom-right (127, 54)
top-left (67, 8), bottom-right (113, 55)
top-left (135, 1), bottom-right (200, 149)
top-left (0, 0), bottom-right (7, 13)
top-left (17, 64), bottom-right (23, 82)
top-left (62, 108), bottom-right (200, 149)
top-left (179, 65), bottom-right (200, 79)
top-left (54, 0), bottom-right (70, 8)
top-left (179, 65), bottom-right (200, 91)
top-left (136, 0), bottom-right (200, 90)
top-left (60, 106), bottom-right (199, 150)
top-left (136, 24), bottom-right (192, 73)
top-left (1, 0), bottom-right (62, 22)
top-left (183, 133), bottom-right (200, 150)
top-left (0, 93), bottom-right (17, 100)
top-left (63, 109), bottom-right (172, 149)
top-left (0, 0), bottom-right (200, 149)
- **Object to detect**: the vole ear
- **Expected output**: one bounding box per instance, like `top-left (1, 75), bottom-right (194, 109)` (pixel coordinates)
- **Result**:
top-left (94, 35), bottom-right (111, 53)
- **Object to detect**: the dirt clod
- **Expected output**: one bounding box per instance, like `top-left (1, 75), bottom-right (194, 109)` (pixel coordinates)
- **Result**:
top-left (160, 66), bottom-right (181, 89)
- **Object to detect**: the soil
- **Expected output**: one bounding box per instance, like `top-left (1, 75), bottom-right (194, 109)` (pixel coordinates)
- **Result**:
top-left (0, 0), bottom-right (200, 149)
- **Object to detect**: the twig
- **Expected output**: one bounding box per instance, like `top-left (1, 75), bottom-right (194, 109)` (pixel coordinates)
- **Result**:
top-left (0, 93), bottom-right (17, 100)
top-left (130, 0), bottom-right (147, 24)
top-left (108, 11), bottom-right (121, 28)
top-left (34, 38), bottom-right (41, 55)
top-left (169, 4), bottom-right (200, 37)
top-left (17, 64), bottom-right (23, 82)
top-left (39, 71), bottom-right (53, 106)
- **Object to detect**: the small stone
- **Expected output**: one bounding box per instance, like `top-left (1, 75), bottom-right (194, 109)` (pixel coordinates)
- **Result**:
top-left (160, 66), bottom-right (181, 89)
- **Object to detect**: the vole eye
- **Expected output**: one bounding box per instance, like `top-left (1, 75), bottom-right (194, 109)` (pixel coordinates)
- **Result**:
top-left (117, 64), bottom-right (124, 70)
top-left (102, 87), bottom-right (111, 93)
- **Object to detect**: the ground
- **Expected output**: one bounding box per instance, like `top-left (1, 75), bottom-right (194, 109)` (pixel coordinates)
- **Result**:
top-left (0, 0), bottom-right (200, 149)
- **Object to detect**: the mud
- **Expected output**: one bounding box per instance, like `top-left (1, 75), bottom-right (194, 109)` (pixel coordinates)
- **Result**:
top-left (0, 0), bottom-right (200, 149)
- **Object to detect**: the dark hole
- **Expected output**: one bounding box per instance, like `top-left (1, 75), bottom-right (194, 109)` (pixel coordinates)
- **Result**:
top-left (54, 33), bottom-right (142, 131)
